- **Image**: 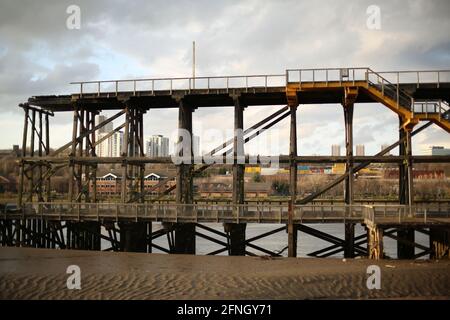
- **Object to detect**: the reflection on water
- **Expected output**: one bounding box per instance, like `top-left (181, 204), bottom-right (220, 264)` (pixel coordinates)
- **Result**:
top-left (53, 222), bottom-right (429, 259)
top-left (149, 223), bottom-right (429, 259)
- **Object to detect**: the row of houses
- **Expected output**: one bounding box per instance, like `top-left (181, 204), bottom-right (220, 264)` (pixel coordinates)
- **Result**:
top-left (90, 172), bottom-right (175, 196)
top-left (90, 173), bottom-right (270, 198)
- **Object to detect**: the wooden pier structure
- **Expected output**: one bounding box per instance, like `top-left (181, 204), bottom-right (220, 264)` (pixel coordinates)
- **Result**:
top-left (1, 67), bottom-right (450, 259)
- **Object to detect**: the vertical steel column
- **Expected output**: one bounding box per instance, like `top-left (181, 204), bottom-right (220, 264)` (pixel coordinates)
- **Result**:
top-left (232, 97), bottom-right (245, 206)
top-left (17, 107), bottom-right (29, 247)
top-left (119, 107), bottom-right (149, 252)
top-left (83, 110), bottom-right (90, 202)
top-left (343, 102), bottom-right (355, 258)
top-left (18, 107), bottom-right (29, 206)
top-left (121, 107), bottom-right (130, 203)
top-left (406, 128), bottom-right (414, 207)
top-left (45, 114), bottom-right (51, 202)
top-left (175, 98), bottom-right (195, 254)
top-left (226, 96), bottom-right (246, 256)
top-left (398, 117), bottom-right (415, 258)
top-left (128, 108), bottom-right (136, 198)
top-left (288, 105), bottom-right (298, 258)
top-left (138, 110), bottom-right (145, 201)
top-left (68, 106), bottom-right (79, 201)
top-left (28, 109), bottom-right (36, 202)
top-left (90, 111), bottom-right (97, 203)
top-left (38, 112), bottom-right (43, 202)
top-left (44, 114), bottom-right (51, 248)
top-left (77, 109), bottom-right (85, 201)
top-left (399, 118), bottom-right (409, 204)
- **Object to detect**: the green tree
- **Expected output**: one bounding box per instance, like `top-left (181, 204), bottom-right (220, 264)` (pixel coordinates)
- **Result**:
top-left (271, 180), bottom-right (289, 196)
top-left (252, 172), bottom-right (263, 182)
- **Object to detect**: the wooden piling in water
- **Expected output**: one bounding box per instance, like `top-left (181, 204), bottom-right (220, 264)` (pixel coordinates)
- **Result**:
top-left (429, 227), bottom-right (449, 259)
top-left (367, 223), bottom-right (384, 260)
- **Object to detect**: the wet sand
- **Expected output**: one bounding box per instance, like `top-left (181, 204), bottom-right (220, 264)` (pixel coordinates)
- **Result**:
top-left (0, 247), bottom-right (449, 299)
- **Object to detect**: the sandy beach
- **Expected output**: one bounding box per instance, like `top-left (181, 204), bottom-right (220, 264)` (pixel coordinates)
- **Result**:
top-left (0, 247), bottom-right (449, 299)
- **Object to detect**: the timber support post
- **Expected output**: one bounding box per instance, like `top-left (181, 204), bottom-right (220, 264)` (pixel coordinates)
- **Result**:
top-left (288, 104), bottom-right (298, 257)
top-left (66, 221), bottom-right (101, 250)
top-left (343, 87), bottom-right (357, 258)
top-left (225, 95), bottom-right (247, 256)
top-left (398, 116), bottom-right (415, 259)
top-left (174, 98), bottom-right (196, 254)
top-left (429, 227), bottom-right (449, 259)
top-left (367, 222), bottom-right (384, 260)
top-left (119, 222), bottom-right (148, 252)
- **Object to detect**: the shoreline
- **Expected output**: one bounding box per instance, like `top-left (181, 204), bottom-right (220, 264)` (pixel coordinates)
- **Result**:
top-left (0, 247), bottom-right (449, 300)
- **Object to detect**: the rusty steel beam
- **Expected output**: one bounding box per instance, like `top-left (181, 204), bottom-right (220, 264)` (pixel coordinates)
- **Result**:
top-left (297, 115), bottom-right (445, 205)
top-left (52, 109), bottom-right (125, 157)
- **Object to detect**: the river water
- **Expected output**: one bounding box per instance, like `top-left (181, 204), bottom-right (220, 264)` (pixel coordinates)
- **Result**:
top-left (149, 223), bottom-right (429, 259)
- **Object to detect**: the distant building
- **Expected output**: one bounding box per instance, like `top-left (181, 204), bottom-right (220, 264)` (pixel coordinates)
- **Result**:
top-left (384, 169), bottom-right (445, 180)
top-left (96, 131), bottom-right (123, 157)
top-left (97, 115), bottom-right (114, 134)
top-left (110, 131), bottom-right (124, 157)
top-left (92, 173), bottom-right (122, 195)
top-left (381, 144), bottom-right (392, 156)
top-left (431, 146), bottom-right (450, 156)
top-left (96, 132), bottom-right (110, 157)
top-left (331, 144), bottom-right (341, 156)
top-left (332, 163), bottom-right (346, 174)
top-left (146, 135), bottom-right (170, 157)
top-left (196, 182), bottom-right (270, 198)
top-left (245, 166), bottom-right (261, 174)
top-left (90, 172), bottom-right (174, 196)
top-left (356, 144), bottom-right (365, 156)
top-left (95, 115), bottom-right (123, 157)
top-left (0, 145), bottom-right (21, 158)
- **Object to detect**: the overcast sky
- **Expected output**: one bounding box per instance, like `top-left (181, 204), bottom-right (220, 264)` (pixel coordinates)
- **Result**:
top-left (0, 0), bottom-right (449, 155)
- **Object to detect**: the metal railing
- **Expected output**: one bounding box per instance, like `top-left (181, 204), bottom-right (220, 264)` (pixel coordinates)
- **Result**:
top-left (412, 100), bottom-right (450, 120)
top-left (366, 69), bottom-right (413, 109)
top-left (70, 74), bottom-right (286, 96)
top-left (293, 204), bottom-right (363, 222)
top-left (363, 204), bottom-right (450, 224)
top-left (286, 67), bottom-right (369, 86)
top-left (10, 202), bottom-right (450, 224)
top-left (285, 67), bottom-right (414, 109)
top-left (376, 70), bottom-right (450, 89)
top-left (15, 202), bottom-right (364, 223)
top-left (70, 68), bottom-right (449, 114)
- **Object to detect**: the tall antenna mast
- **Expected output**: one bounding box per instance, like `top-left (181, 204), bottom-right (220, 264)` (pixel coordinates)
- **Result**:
top-left (192, 41), bottom-right (196, 89)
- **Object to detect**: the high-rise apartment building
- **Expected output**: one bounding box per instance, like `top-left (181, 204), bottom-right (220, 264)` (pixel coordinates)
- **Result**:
top-left (97, 115), bottom-right (114, 134)
top-left (356, 144), bottom-right (365, 156)
top-left (146, 135), bottom-right (170, 157)
top-left (95, 116), bottom-right (123, 157)
top-left (331, 144), bottom-right (341, 156)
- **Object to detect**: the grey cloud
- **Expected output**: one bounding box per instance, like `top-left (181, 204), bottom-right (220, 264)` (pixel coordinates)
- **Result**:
top-left (0, 0), bottom-right (449, 151)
